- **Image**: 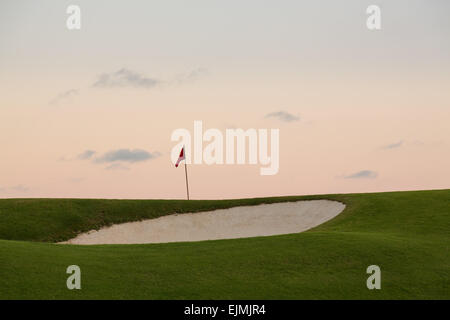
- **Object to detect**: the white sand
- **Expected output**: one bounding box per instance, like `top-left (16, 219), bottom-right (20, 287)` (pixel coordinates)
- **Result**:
top-left (61, 200), bottom-right (345, 245)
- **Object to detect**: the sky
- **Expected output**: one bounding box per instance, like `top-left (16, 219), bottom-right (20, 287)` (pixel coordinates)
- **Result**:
top-left (0, 0), bottom-right (449, 199)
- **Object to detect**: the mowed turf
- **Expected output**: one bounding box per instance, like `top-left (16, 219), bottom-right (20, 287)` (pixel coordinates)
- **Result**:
top-left (0, 190), bottom-right (448, 299)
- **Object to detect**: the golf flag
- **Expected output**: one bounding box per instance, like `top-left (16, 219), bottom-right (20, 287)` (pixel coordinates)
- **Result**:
top-left (175, 146), bottom-right (190, 200)
top-left (175, 146), bottom-right (185, 167)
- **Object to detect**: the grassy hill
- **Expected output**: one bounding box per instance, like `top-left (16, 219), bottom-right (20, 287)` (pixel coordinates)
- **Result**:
top-left (0, 190), bottom-right (448, 299)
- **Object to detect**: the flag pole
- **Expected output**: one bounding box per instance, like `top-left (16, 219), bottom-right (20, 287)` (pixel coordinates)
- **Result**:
top-left (184, 161), bottom-right (190, 200)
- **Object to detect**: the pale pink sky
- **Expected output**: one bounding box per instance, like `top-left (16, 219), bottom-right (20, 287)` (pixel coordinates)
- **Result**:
top-left (0, 1), bottom-right (449, 199)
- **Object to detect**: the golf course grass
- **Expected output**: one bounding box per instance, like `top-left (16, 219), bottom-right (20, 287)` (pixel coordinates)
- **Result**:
top-left (0, 189), bottom-right (448, 299)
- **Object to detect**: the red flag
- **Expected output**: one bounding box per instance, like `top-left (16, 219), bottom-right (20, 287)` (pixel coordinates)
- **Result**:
top-left (175, 146), bottom-right (185, 167)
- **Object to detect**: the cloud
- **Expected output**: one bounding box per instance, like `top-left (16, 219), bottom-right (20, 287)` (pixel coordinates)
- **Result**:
top-left (95, 149), bottom-right (161, 163)
top-left (0, 185), bottom-right (30, 194)
top-left (265, 111), bottom-right (300, 122)
top-left (174, 67), bottom-right (208, 84)
top-left (49, 89), bottom-right (79, 105)
top-left (185, 67), bottom-right (208, 80)
top-left (93, 68), bottom-right (162, 89)
top-left (93, 67), bottom-right (208, 89)
top-left (343, 170), bottom-right (378, 179)
top-left (77, 150), bottom-right (96, 160)
top-left (382, 140), bottom-right (403, 149)
top-left (105, 163), bottom-right (130, 171)
top-left (11, 185), bottom-right (30, 192)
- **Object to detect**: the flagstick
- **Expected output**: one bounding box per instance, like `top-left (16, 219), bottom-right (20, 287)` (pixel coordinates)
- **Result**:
top-left (184, 162), bottom-right (190, 200)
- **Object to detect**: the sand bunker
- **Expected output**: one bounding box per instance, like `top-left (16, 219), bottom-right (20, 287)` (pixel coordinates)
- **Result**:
top-left (62, 200), bottom-right (345, 245)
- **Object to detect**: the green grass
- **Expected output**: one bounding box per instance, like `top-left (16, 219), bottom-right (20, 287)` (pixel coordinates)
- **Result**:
top-left (0, 190), bottom-right (448, 299)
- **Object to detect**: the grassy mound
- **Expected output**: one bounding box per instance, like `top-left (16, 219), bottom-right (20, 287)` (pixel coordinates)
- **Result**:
top-left (0, 190), bottom-right (448, 299)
